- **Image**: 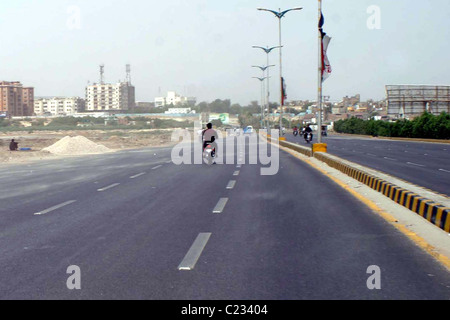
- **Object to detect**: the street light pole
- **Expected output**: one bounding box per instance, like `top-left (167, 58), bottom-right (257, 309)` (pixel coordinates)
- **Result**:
top-left (257, 7), bottom-right (303, 136)
top-left (317, 0), bottom-right (323, 144)
top-left (252, 46), bottom-right (281, 130)
top-left (252, 64), bottom-right (275, 129)
top-left (253, 77), bottom-right (268, 127)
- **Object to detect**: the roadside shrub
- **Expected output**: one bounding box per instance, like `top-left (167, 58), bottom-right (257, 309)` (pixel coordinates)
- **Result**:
top-left (334, 112), bottom-right (449, 140)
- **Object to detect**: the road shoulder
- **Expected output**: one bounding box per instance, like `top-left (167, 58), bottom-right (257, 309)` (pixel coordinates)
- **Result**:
top-left (276, 142), bottom-right (450, 271)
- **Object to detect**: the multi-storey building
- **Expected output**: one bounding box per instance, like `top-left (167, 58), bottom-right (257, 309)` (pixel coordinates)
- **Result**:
top-left (85, 82), bottom-right (135, 112)
top-left (34, 97), bottom-right (85, 116)
top-left (0, 81), bottom-right (34, 116)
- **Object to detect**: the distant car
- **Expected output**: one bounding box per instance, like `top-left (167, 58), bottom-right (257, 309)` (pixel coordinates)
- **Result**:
top-left (243, 126), bottom-right (254, 134)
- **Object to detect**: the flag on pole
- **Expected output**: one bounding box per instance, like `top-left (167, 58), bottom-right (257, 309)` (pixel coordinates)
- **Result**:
top-left (281, 77), bottom-right (287, 105)
top-left (319, 13), bottom-right (332, 82)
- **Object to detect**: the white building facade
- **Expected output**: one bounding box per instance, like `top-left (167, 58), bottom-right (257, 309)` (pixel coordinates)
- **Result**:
top-left (34, 97), bottom-right (85, 116)
top-left (85, 82), bottom-right (135, 112)
top-left (165, 107), bottom-right (196, 114)
top-left (155, 91), bottom-right (196, 107)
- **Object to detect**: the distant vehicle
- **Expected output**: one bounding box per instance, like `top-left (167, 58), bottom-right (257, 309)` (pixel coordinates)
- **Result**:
top-left (321, 125), bottom-right (328, 137)
top-left (243, 126), bottom-right (254, 134)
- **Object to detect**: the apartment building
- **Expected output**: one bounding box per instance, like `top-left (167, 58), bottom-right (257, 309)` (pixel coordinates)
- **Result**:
top-left (85, 82), bottom-right (135, 112)
top-left (34, 97), bottom-right (86, 116)
top-left (0, 81), bottom-right (34, 116)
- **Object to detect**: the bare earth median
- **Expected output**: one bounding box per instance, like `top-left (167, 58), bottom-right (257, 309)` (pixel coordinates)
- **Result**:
top-left (0, 129), bottom-right (174, 164)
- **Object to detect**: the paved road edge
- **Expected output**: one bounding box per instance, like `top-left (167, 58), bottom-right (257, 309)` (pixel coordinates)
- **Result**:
top-left (264, 134), bottom-right (450, 270)
top-left (265, 134), bottom-right (450, 234)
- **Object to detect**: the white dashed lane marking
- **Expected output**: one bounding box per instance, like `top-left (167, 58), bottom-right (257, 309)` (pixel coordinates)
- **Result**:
top-left (178, 233), bottom-right (212, 271)
top-left (130, 172), bottom-right (146, 179)
top-left (34, 200), bottom-right (77, 216)
top-left (213, 198), bottom-right (228, 214)
top-left (97, 183), bottom-right (120, 192)
top-left (226, 181), bottom-right (236, 190)
top-left (407, 162), bottom-right (426, 167)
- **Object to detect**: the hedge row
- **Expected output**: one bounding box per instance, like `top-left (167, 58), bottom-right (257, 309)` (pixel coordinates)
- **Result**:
top-left (334, 112), bottom-right (450, 140)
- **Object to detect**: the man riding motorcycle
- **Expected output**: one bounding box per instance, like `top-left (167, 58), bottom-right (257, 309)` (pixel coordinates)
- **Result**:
top-left (304, 124), bottom-right (313, 142)
top-left (202, 123), bottom-right (218, 162)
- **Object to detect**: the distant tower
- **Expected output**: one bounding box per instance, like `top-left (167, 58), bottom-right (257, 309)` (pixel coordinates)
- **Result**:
top-left (126, 64), bottom-right (131, 85)
top-left (99, 64), bottom-right (105, 85)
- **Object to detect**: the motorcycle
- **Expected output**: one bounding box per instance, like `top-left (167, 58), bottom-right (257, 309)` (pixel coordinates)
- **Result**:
top-left (293, 130), bottom-right (298, 137)
top-left (203, 143), bottom-right (216, 165)
top-left (304, 132), bottom-right (313, 144)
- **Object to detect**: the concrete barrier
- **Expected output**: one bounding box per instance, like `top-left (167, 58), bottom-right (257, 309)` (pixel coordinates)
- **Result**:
top-left (279, 140), bottom-right (313, 157)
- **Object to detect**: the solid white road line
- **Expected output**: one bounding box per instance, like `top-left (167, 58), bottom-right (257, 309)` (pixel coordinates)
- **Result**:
top-left (178, 233), bottom-right (212, 271)
top-left (97, 183), bottom-right (120, 192)
top-left (226, 181), bottom-right (236, 190)
top-left (34, 200), bottom-right (77, 216)
top-left (152, 165), bottom-right (163, 170)
top-left (213, 198), bottom-right (229, 214)
top-left (130, 172), bottom-right (146, 179)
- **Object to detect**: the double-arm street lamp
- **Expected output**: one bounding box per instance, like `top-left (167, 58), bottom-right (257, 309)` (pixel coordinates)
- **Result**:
top-left (252, 64), bottom-right (275, 128)
top-left (257, 7), bottom-right (303, 135)
top-left (252, 45), bottom-right (281, 129)
top-left (252, 76), bottom-right (269, 127)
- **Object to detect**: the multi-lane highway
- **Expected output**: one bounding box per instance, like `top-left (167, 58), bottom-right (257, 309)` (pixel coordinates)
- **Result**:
top-left (0, 139), bottom-right (449, 300)
top-left (285, 133), bottom-right (450, 196)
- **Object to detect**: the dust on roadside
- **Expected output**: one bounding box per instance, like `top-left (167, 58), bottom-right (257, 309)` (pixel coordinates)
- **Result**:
top-left (0, 129), bottom-right (175, 165)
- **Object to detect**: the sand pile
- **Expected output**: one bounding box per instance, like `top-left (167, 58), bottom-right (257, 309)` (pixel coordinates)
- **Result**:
top-left (42, 136), bottom-right (112, 155)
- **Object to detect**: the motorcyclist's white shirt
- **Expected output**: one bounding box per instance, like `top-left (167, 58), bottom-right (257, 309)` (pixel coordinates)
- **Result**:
top-left (203, 129), bottom-right (218, 142)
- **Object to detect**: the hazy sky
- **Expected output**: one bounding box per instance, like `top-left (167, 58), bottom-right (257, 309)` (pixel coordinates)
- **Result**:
top-left (0, 0), bottom-right (449, 105)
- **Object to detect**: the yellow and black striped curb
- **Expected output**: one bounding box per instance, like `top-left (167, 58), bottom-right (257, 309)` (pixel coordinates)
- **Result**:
top-left (313, 152), bottom-right (450, 233)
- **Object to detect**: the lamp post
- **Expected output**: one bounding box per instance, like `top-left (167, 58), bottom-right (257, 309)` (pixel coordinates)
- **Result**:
top-left (257, 7), bottom-right (303, 135)
top-left (253, 76), bottom-right (268, 127)
top-left (252, 46), bottom-right (281, 129)
top-left (252, 64), bottom-right (275, 128)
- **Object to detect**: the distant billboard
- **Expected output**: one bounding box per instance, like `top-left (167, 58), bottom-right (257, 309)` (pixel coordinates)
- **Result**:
top-left (386, 85), bottom-right (450, 118)
top-left (209, 113), bottom-right (230, 125)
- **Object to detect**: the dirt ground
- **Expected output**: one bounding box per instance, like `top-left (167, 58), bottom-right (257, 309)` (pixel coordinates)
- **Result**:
top-left (0, 129), bottom-right (175, 164)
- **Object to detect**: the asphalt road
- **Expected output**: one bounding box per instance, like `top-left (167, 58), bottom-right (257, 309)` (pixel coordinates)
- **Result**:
top-left (0, 139), bottom-right (449, 300)
top-left (285, 133), bottom-right (450, 196)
